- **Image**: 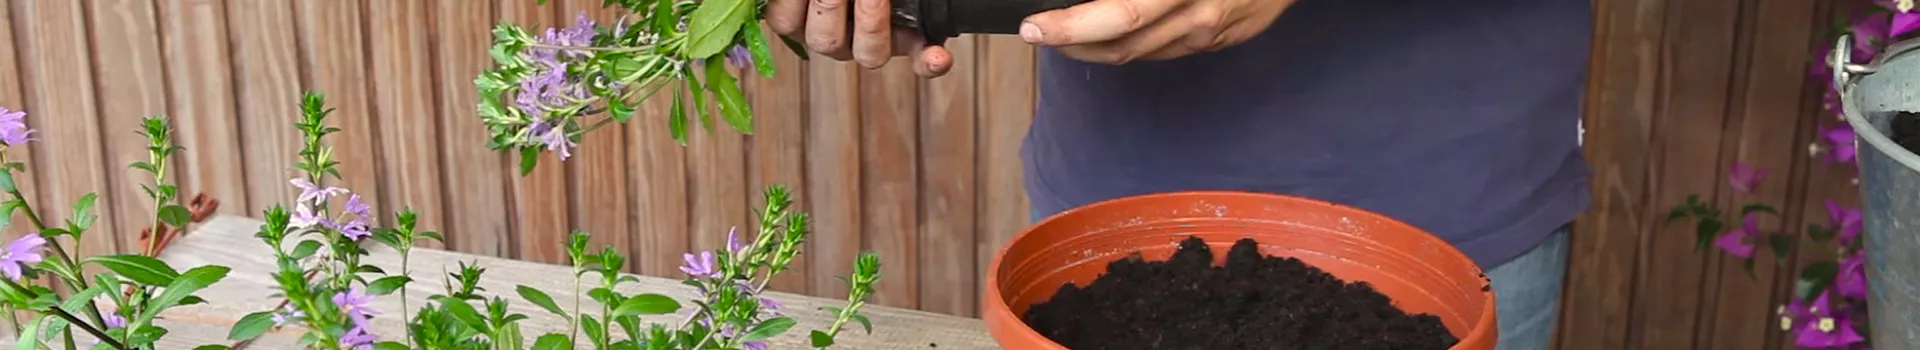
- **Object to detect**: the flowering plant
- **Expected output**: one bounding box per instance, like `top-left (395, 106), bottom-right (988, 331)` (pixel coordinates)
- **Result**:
top-left (1662, 0), bottom-right (1917, 348)
top-left (214, 92), bottom-right (882, 350)
top-left (0, 108), bottom-right (235, 350)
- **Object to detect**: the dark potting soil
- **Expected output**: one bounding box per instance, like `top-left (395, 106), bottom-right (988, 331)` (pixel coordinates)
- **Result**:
top-left (1022, 237), bottom-right (1459, 350)
top-left (1893, 111), bottom-right (1920, 155)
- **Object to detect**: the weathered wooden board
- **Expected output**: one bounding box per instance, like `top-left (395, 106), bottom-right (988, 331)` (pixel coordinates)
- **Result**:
top-left (91, 215), bottom-right (996, 349)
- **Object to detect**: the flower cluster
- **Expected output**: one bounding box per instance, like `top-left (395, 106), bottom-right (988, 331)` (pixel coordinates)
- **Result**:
top-left (0, 107), bottom-right (234, 350)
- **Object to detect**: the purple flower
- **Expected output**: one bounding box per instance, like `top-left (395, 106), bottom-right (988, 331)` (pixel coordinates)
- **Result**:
top-left (743, 340), bottom-right (768, 350)
top-left (102, 313), bottom-right (126, 329)
top-left (332, 287), bottom-right (380, 324)
top-left (1794, 292), bottom-right (1867, 348)
top-left (1728, 162), bottom-right (1766, 193)
top-left (537, 122), bottom-right (575, 160)
top-left (0, 235), bottom-right (46, 280)
top-left (680, 251), bottom-right (719, 278)
top-left (271, 304), bottom-right (304, 326)
top-left (726, 226), bottom-right (746, 255)
top-left (1837, 253), bottom-right (1868, 300)
top-left (290, 178), bottom-right (346, 205)
top-left (1820, 123), bottom-right (1858, 165)
top-left (290, 204), bottom-right (329, 230)
top-left (726, 45), bottom-right (754, 69)
top-left (333, 218), bottom-right (372, 241)
top-left (760, 297), bottom-right (784, 316)
top-left (339, 324), bottom-right (379, 350)
top-left (0, 107), bottom-right (35, 146)
top-left (1713, 214), bottom-right (1762, 258)
top-left (343, 193), bottom-right (372, 218)
top-left (1827, 200), bottom-right (1864, 246)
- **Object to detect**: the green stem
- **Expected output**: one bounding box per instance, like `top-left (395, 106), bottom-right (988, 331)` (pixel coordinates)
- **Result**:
top-left (0, 279), bottom-right (124, 350)
top-left (7, 191), bottom-right (111, 336)
top-left (400, 250), bottom-right (412, 347)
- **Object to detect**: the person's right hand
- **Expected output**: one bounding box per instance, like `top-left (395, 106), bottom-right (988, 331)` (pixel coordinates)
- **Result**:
top-left (763, 0), bottom-right (957, 77)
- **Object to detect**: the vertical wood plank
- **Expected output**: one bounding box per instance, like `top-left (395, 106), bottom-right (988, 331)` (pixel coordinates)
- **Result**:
top-left (1627, 0), bottom-right (1740, 346)
top-left (860, 62), bottom-right (919, 308)
top-left (745, 29), bottom-right (810, 293)
top-left (558, 0), bottom-right (633, 264)
top-left (85, 0), bottom-right (168, 252)
top-left (431, 0), bottom-right (512, 256)
top-left (805, 60), bottom-right (861, 297)
top-left (918, 36), bottom-right (978, 316)
top-left (294, 0), bottom-right (382, 214)
top-left (227, 0), bottom-right (304, 215)
top-left (14, 0), bottom-right (121, 258)
top-left (686, 87), bottom-right (749, 262)
top-left (158, 0), bottom-right (248, 218)
top-left (496, 0), bottom-right (572, 263)
top-left (0, 2), bottom-right (46, 336)
top-left (1700, 0), bottom-right (1817, 347)
top-left (365, 0), bottom-right (448, 249)
top-left (629, 80), bottom-right (689, 277)
top-left (974, 37), bottom-right (1034, 303)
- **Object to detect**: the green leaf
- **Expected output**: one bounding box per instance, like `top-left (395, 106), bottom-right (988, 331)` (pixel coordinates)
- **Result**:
top-left (516, 285), bottom-right (569, 320)
top-left (682, 0), bottom-right (751, 58)
top-left (583, 316), bottom-right (608, 345)
top-left (704, 56), bottom-right (754, 134)
top-left (13, 316), bottom-right (43, 350)
top-left (128, 325), bottom-right (168, 345)
top-left (669, 89), bottom-right (690, 145)
top-left (741, 20), bottom-right (778, 77)
top-left (852, 314), bottom-right (873, 334)
top-left (740, 317), bottom-right (794, 341)
top-left (518, 146), bottom-right (541, 176)
top-left (1692, 218), bottom-right (1723, 253)
top-left (1766, 233), bottom-right (1795, 262)
top-left (137, 265), bottom-right (230, 323)
top-left (0, 170), bottom-right (15, 193)
top-left (0, 200), bottom-right (19, 230)
top-left (776, 35), bottom-right (810, 61)
top-left (687, 76), bottom-right (713, 132)
top-left (367, 276), bottom-right (412, 295)
top-left (1663, 206), bottom-right (1691, 225)
top-left (611, 293), bottom-right (680, 316)
top-left (1740, 203), bottom-right (1778, 217)
top-left (534, 334), bottom-right (572, 350)
top-left (70, 193), bottom-right (98, 230)
top-left (436, 296), bottom-right (490, 332)
top-left (290, 240), bottom-right (323, 260)
top-left (158, 204), bottom-right (194, 227)
top-left (373, 342), bottom-right (409, 350)
top-left (192, 346), bottom-right (233, 350)
top-left (228, 311), bottom-right (275, 341)
top-left (809, 330), bottom-right (833, 347)
top-left (1799, 260), bottom-right (1841, 301)
top-left (1808, 224), bottom-right (1836, 242)
top-left (87, 254), bottom-right (182, 286)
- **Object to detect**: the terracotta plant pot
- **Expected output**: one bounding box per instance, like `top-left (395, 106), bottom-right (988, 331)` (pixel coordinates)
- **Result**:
top-left (981, 191), bottom-right (1497, 350)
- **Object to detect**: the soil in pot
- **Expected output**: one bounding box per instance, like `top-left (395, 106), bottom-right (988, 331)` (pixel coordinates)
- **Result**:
top-left (1894, 111), bottom-right (1920, 155)
top-left (1022, 236), bottom-right (1459, 350)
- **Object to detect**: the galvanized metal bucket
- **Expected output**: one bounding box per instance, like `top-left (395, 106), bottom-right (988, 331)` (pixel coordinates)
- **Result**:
top-left (1835, 34), bottom-right (1920, 349)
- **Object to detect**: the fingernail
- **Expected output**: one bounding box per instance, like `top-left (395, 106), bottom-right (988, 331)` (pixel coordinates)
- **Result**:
top-left (1019, 22), bottom-right (1043, 43)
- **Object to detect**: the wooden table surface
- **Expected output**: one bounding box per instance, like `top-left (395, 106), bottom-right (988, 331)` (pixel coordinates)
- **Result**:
top-left (20, 215), bottom-right (997, 349)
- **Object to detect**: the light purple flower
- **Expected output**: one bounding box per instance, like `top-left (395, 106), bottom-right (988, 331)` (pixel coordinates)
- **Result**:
top-left (1827, 200), bottom-right (1864, 246)
top-left (333, 218), bottom-right (372, 241)
top-left (1728, 162), bottom-right (1766, 193)
top-left (1713, 214), bottom-right (1761, 258)
top-left (290, 178), bottom-right (346, 204)
top-left (727, 45), bottom-right (754, 69)
top-left (1836, 253), bottom-right (1868, 300)
top-left (0, 107), bottom-right (35, 146)
top-left (343, 193), bottom-right (372, 218)
top-left (0, 235), bottom-right (46, 280)
top-left (1794, 292), bottom-right (1867, 348)
top-left (743, 340), bottom-right (768, 350)
top-left (339, 323), bottom-right (379, 350)
top-left (537, 122), bottom-right (575, 160)
top-left (726, 226), bottom-right (746, 255)
top-left (271, 304), bottom-right (304, 326)
top-left (680, 251), bottom-right (719, 278)
top-left (102, 313), bottom-right (126, 328)
top-left (332, 287), bottom-right (380, 324)
top-left (760, 297), bottom-right (783, 316)
top-left (290, 204), bottom-right (328, 230)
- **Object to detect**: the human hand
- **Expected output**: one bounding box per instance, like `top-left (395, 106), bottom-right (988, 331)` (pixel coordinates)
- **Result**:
top-left (1017, 0), bottom-right (1295, 64)
top-left (764, 0), bottom-right (957, 77)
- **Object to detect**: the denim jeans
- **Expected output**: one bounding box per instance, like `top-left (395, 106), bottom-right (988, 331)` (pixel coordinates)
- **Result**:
top-left (1027, 208), bottom-right (1568, 349)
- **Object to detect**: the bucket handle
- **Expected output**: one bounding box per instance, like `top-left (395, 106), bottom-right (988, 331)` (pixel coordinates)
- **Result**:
top-left (1833, 33), bottom-right (1876, 89)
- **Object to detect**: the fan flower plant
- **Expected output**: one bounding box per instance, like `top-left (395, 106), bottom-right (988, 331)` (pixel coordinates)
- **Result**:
top-left (1, 0), bottom-right (881, 348)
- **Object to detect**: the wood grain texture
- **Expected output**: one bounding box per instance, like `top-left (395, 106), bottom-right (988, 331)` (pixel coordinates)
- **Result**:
top-left (496, 0), bottom-right (572, 263)
top-left (85, 0), bottom-right (170, 253)
top-left (685, 86), bottom-right (749, 264)
top-left (430, 0), bottom-right (513, 257)
top-left (295, 0), bottom-right (383, 215)
top-left (860, 62), bottom-right (919, 308)
top-left (13, 0), bottom-right (121, 259)
top-left (0, 1), bottom-right (38, 337)
top-left (366, 0), bottom-right (448, 249)
top-left (746, 28), bottom-right (811, 293)
top-left (805, 60), bottom-right (861, 298)
top-left (558, 0), bottom-right (634, 259)
top-left (918, 35), bottom-right (979, 317)
top-left (225, 0), bottom-right (304, 216)
top-left (158, 0), bottom-right (248, 217)
top-left (974, 37), bottom-right (1034, 306)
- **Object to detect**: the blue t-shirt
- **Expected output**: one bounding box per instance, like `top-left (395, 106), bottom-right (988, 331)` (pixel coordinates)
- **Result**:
top-left (1022, 0), bottom-right (1593, 268)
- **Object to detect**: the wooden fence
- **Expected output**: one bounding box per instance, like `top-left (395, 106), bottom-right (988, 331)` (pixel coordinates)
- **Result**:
top-left (0, 0), bottom-right (1879, 348)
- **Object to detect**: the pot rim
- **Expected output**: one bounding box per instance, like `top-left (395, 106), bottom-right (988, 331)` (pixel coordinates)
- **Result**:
top-left (982, 190), bottom-right (1499, 349)
top-left (1836, 35), bottom-right (1920, 173)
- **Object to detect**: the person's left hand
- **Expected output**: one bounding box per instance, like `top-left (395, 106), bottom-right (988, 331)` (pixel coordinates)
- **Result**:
top-left (1017, 0), bottom-right (1296, 64)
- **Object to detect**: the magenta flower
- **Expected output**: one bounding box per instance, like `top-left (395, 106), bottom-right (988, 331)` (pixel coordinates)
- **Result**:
top-left (1827, 200), bottom-right (1864, 246)
top-left (290, 178), bottom-right (346, 205)
top-left (1877, 0), bottom-right (1920, 37)
top-left (339, 324), bottom-right (379, 350)
top-left (680, 251), bottom-right (720, 278)
top-left (1837, 253), bottom-right (1869, 300)
top-left (1794, 292), bottom-right (1867, 348)
top-left (1779, 298), bottom-right (1812, 332)
top-left (1821, 123), bottom-right (1859, 164)
top-left (332, 287), bottom-right (381, 324)
top-left (102, 313), bottom-right (126, 328)
top-left (0, 107), bottom-right (35, 146)
top-left (1728, 163), bottom-right (1766, 193)
top-left (0, 234), bottom-right (47, 280)
top-left (1713, 214), bottom-right (1762, 258)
